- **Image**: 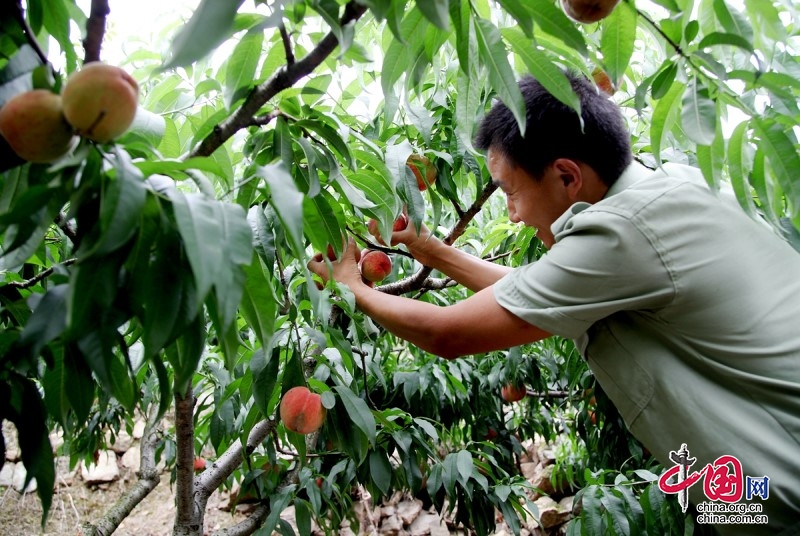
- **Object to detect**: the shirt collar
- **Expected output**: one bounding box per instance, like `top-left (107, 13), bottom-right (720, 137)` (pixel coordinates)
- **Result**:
top-left (549, 161), bottom-right (651, 241)
top-left (604, 161), bottom-right (652, 199)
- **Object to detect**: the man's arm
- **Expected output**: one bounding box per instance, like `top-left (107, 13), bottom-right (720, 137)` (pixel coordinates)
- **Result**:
top-left (309, 239), bottom-right (549, 358)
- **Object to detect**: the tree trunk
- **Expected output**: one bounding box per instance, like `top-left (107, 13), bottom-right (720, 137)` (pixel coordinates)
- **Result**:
top-left (173, 386), bottom-right (202, 536)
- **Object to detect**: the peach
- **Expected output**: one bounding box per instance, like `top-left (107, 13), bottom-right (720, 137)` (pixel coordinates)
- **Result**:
top-left (560, 0), bottom-right (621, 23)
top-left (406, 154), bottom-right (437, 191)
top-left (501, 383), bottom-right (526, 403)
top-left (0, 89), bottom-right (76, 163)
top-left (359, 249), bottom-right (392, 283)
top-left (62, 63), bottom-right (139, 143)
top-left (592, 68), bottom-right (615, 96)
top-left (280, 386), bottom-right (326, 434)
top-left (193, 456), bottom-right (206, 472)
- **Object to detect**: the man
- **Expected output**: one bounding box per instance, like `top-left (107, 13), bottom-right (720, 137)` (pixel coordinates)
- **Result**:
top-left (308, 73), bottom-right (800, 535)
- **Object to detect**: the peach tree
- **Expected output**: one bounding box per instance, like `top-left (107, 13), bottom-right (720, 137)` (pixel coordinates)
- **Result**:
top-left (0, 0), bottom-right (798, 535)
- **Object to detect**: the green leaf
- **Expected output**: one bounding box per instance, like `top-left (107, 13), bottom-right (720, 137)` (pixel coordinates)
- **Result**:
top-left (752, 118), bottom-right (800, 222)
top-left (240, 256), bottom-right (277, 349)
top-left (333, 386), bottom-right (377, 446)
top-left (135, 157), bottom-right (225, 178)
top-left (497, 0), bottom-right (534, 36)
top-left (42, 0), bottom-right (77, 73)
top-left (164, 314), bottom-right (206, 395)
top-left (681, 79), bottom-right (716, 146)
top-left (224, 30), bottom-right (264, 109)
top-left (86, 149), bottom-right (147, 257)
top-left (415, 0), bottom-right (449, 30)
top-left (77, 330), bottom-right (136, 411)
top-left (296, 118), bottom-right (354, 169)
top-left (651, 62), bottom-right (678, 100)
top-left (696, 31), bottom-right (754, 53)
top-left (250, 347), bottom-right (280, 418)
top-left (3, 376), bottom-right (55, 526)
top-left (369, 449), bottom-right (393, 495)
top-left (712, 0), bottom-right (753, 43)
top-left (696, 121), bottom-right (724, 191)
top-left (303, 190), bottom-right (345, 257)
top-left (63, 346), bottom-right (95, 424)
top-left (527, 0), bottom-right (588, 57)
top-left (650, 81), bottom-right (685, 166)
top-left (600, 1), bottom-right (637, 88)
top-left (162, 0), bottom-right (246, 69)
top-left (503, 29), bottom-right (581, 116)
top-left (727, 120), bottom-right (758, 217)
top-left (456, 450), bottom-right (473, 484)
top-left (474, 18), bottom-right (526, 136)
top-left (257, 163), bottom-right (305, 256)
top-left (18, 284), bottom-right (68, 358)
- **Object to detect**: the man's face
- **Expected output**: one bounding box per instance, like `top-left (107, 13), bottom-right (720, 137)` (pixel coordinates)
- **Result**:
top-left (487, 148), bottom-right (573, 249)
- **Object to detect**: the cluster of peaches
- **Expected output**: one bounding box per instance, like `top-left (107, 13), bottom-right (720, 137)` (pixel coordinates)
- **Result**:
top-left (0, 63), bottom-right (139, 163)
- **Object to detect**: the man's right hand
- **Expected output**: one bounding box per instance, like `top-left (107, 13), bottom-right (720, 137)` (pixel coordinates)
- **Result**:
top-left (367, 215), bottom-right (440, 267)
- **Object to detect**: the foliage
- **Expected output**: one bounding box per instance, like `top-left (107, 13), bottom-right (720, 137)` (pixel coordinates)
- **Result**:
top-left (1, 0), bottom-right (799, 534)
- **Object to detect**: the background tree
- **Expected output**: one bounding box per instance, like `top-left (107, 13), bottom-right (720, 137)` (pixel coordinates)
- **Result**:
top-left (0, 0), bottom-right (798, 535)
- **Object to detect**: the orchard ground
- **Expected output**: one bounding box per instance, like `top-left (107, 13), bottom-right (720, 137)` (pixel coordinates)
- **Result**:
top-left (0, 421), bottom-right (574, 535)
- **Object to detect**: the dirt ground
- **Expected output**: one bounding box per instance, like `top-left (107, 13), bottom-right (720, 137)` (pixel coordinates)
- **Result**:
top-left (0, 472), bottom-right (250, 536)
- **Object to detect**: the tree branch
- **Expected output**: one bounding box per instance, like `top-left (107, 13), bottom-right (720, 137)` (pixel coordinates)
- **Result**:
top-left (380, 180), bottom-right (499, 296)
top-left (11, 0), bottom-right (49, 67)
top-left (279, 24), bottom-right (294, 65)
top-left (83, 0), bottom-right (110, 63)
top-left (6, 258), bottom-right (76, 289)
top-left (80, 406), bottom-right (162, 536)
top-left (189, 1), bottom-right (368, 158)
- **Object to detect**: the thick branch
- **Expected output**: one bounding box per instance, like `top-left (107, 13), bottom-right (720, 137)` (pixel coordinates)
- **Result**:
top-left (80, 407), bottom-right (162, 536)
top-left (210, 429), bottom-right (316, 536)
top-left (83, 0), bottom-right (110, 63)
top-left (188, 1), bottom-right (367, 158)
top-left (195, 419), bottom-right (275, 499)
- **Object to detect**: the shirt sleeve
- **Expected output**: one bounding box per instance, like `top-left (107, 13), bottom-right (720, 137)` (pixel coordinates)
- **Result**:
top-left (493, 207), bottom-right (677, 339)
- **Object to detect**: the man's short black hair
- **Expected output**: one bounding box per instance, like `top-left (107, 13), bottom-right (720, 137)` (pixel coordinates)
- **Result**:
top-left (474, 71), bottom-right (632, 187)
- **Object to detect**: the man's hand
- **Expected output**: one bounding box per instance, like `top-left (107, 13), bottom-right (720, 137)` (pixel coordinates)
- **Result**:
top-left (307, 237), bottom-right (365, 289)
top-left (367, 214), bottom-right (440, 267)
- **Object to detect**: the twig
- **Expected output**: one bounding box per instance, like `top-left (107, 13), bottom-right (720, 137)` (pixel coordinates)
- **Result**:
top-left (6, 259), bottom-right (76, 289)
top-left (83, 0), bottom-right (110, 64)
top-left (11, 0), bottom-right (50, 68)
top-left (279, 24), bottom-right (295, 65)
top-left (189, 1), bottom-right (368, 158)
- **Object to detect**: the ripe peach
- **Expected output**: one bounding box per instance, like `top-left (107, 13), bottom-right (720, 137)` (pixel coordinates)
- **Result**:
top-left (280, 386), bottom-right (326, 434)
top-left (0, 90), bottom-right (76, 163)
top-left (193, 456), bottom-right (206, 472)
top-left (501, 383), bottom-right (527, 403)
top-left (358, 249), bottom-right (392, 283)
top-left (367, 215), bottom-right (408, 245)
top-left (406, 154), bottom-right (437, 191)
top-left (560, 0), bottom-right (621, 23)
top-left (62, 63), bottom-right (139, 143)
top-left (592, 68), bottom-right (615, 96)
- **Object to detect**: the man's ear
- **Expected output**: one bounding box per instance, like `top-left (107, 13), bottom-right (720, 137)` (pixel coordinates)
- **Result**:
top-left (552, 158), bottom-right (583, 198)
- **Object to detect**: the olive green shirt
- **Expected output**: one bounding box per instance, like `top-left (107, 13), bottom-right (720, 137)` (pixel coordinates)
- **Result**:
top-left (494, 162), bottom-right (800, 535)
